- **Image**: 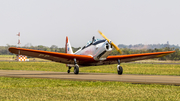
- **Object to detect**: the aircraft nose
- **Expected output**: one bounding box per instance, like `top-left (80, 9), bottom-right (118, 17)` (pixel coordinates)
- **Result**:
top-left (106, 43), bottom-right (109, 49)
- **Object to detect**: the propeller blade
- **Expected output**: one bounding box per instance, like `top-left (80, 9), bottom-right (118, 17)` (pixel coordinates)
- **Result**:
top-left (111, 42), bottom-right (122, 54)
top-left (98, 30), bottom-right (110, 43)
top-left (98, 30), bottom-right (122, 54)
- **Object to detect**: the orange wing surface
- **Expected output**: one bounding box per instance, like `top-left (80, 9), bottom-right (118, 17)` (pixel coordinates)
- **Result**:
top-left (9, 47), bottom-right (95, 65)
top-left (106, 51), bottom-right (175, 63)
top-left (9, 47), bottom-right (175, 66)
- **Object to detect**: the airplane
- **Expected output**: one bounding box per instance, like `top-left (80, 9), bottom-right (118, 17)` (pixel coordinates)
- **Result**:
top-left (9, 31), bottom-right (175, 75)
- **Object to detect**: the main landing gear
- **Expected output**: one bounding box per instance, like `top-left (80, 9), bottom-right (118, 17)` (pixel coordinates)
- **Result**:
top-left (117, 59), bottom-right (123, 75)
top-left (74, 64), bottom-right (79, 74)
top-left (67, 65), bottom-right (79, 74)
top-left (67, 58), bottom-right (79, 74)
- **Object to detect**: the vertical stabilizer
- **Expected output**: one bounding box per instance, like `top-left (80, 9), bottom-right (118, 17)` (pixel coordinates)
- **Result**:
top-left (65, 36), bottom-right (73, 54)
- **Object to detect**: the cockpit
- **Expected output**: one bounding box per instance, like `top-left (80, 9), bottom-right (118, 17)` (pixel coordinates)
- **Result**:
top-left (82, 36), bottom-right (106, 50)
top-left (86, 39), bottom-right (101, 46)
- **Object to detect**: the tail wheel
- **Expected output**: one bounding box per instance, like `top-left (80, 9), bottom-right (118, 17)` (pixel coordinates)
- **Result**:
top-left (67, 70), bottom-right (70, 73)
top-left (67, 66), bottom-right (71, 74)
top-left (117, 65), bottom-right (123, 75)
top-left (74, 65), bottom-right (79, 74)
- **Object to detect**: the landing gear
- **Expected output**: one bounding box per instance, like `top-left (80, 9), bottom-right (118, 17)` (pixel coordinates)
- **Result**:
top-left (67, 58), bottom-right (79, 74)
top-left (73, 58), bottom-right (79, 74)
top-left (117, 65), bottom-right (123, 75)
top-left (74, 64), bottom-right (79, 74)
top-left (67, 70), bottom-right (70, 73)
top-left (117, 59), bottom-right (123, 75)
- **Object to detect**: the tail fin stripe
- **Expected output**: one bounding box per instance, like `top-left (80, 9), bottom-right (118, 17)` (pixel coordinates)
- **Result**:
top-left (65, 36), bottom-right (73, 54)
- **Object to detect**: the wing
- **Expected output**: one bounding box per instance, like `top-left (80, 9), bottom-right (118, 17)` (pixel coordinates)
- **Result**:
top-left (9, 47), bottom-right (175, 66)
top-left (105, 51), bottom-right (175, 64)
top-left (9, 47), bottom-right (95, 65)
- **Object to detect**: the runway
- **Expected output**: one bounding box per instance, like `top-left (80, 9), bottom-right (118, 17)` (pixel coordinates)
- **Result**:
top-left (0, 70), bottom-right (180, 85)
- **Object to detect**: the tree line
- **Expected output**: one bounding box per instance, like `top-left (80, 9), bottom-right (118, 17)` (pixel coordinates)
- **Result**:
top-left (2, 45), bottom-right (81, 55)
top-left (111, 47), bottom-right (180, 60)
top-left (118, 42), bottom-right (180, 50)
top-left (1, 45), bottom-right (180, 60)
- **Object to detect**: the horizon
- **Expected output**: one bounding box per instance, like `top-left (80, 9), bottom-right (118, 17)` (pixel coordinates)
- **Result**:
top-left (4, 41), bottom-right (179, 48)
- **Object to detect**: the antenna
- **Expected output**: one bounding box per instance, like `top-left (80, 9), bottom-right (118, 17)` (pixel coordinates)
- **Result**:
top-left (17, 32), bottom-right (21, 55)
top-left (17, 32), bottom-right (20, 47)
top-left (16, 32), bottom-right (20, 61)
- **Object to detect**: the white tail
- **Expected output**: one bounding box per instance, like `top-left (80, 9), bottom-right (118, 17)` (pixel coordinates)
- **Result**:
top-left (65, 36), bottom-right (73, 54)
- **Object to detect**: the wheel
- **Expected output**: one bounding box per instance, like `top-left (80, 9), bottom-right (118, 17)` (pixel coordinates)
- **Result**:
top-left (117, 65), bottom-right (123, 75)
top-left (74, 65), bottom-right (79, 74)
top-left (67, 70), bottom-right (70, 73)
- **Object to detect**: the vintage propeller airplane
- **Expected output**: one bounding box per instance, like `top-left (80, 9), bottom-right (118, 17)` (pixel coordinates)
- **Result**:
top-left (9, 31), bottom-right (175, 75)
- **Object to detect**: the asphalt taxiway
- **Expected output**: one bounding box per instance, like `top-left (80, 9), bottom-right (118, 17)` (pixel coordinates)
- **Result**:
top-left (0, 70), bottom-right (180, 85)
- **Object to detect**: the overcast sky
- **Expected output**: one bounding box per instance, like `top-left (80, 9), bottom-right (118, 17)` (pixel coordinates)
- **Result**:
top-left (0, 0), bottom-right (180, 47)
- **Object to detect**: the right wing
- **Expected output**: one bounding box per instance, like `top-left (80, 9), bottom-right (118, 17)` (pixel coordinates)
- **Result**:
top-left (9, 47), bottom-right (95, 64)
top-left (106, 51), bottom-right (175, 63)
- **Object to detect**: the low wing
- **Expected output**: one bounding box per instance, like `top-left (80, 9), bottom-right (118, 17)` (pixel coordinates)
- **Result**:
top-left (9, 47), bottom-right (95, 64)
top-left (9, 47), bottom-right (175, 66)
top-left (105, 51), bottom-right (175, 63)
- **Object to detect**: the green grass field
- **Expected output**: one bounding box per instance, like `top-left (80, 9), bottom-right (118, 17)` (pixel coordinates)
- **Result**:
top-left (0, 61), bottom-right (180, 100)
top-left (0, 77), bottom-right (179, 100)
top-left (0, 61), bottom-right (180, 76)
top-left (0, 55), bottom-right (16, 61)
top-left (0, 55), bottom-right (16, 58)
top-left (0, 55), bottom-right (49, 61)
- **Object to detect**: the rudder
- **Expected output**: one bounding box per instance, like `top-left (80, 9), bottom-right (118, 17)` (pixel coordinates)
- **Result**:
top-left (65, 36), bottom-right (73, 54)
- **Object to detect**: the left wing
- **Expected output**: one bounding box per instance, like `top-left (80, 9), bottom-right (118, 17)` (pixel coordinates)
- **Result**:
top-left (9, 47), bottom-right (95, 65)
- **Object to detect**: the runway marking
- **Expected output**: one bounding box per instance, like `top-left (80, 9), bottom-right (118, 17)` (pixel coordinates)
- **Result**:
top-left (0, 70), bottom-right (180, 85)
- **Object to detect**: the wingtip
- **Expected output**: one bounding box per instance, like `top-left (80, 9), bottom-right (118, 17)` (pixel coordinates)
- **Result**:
top-left (167, 51), bottom-right (176, 53)
top-left (8, 47), bottom-right (15, 50)
top-left (8, 47), bottom-right (15, 53)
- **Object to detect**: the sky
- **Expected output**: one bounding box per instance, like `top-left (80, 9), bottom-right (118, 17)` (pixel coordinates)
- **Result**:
top-left (0, 0), bottom-right (180, 48)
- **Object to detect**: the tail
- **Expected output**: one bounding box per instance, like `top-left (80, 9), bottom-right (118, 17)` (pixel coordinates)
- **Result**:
top-left (65, 36), bottom-right (73, 54)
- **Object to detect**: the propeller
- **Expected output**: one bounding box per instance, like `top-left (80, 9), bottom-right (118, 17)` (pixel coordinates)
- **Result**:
top-left (98, 30), bottom-right (122, 54)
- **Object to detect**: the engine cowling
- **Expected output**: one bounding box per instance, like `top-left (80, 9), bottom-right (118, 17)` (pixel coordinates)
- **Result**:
top-left (93, 41), bottom-right (112, 60)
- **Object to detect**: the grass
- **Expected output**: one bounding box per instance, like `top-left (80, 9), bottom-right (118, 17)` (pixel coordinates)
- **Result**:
top-left (0, 77), bottom-right (179, 101)
top-left (0, 61), bottom-right (180, 76)
top-left (0, 55), bottom-right (50, 61)
top-left (135, 59), bottom-right (180, 63)
top-left (0, 55), bottom-right (16, 58)
top-left (0, 60), bottom-right (179, 100)
top-left (0, 55), bottom-right (16, 61)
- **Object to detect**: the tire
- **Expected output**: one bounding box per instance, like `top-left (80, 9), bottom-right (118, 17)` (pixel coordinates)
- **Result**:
top-left (117, 66), bottom-right (123, 75)
top-left (67, 70), bottom-right (70, 73)
top-left (74, 65), bottom-right (79, 74)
